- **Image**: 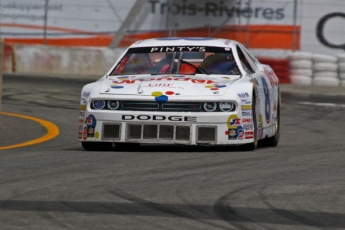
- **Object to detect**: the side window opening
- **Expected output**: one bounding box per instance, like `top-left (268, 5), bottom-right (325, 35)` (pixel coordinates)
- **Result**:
top-left (236, 46), bottom-right (255, 74)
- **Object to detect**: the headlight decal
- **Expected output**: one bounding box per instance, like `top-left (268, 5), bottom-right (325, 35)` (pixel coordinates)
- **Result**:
top-left (219, 102), bottom-right (233, 112)
top-left (107, 101), bottom-right (120, 110)
top-left (92, 100), bottom-right (106, 110)
top-left (203, 102), bottom-right (217, 112)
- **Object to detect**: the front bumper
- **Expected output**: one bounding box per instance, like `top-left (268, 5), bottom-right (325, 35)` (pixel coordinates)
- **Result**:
top-left (78, 110), bottom-right (255, 145)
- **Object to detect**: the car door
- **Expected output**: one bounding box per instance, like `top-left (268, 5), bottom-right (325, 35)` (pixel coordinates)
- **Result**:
top-left (236, 44), bottom-right (277, 133)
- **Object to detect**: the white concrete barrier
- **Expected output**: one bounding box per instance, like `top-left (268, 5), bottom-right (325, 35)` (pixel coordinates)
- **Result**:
top-left (13, 44), bottom-right (127, 78)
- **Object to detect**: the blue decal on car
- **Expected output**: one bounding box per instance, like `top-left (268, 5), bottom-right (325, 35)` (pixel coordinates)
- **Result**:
top-left (261, 77), bottom-right (271, 124)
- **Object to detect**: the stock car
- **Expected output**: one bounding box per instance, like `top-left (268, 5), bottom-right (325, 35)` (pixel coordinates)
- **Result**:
top-left (78, 37), bottom-right (280, 151)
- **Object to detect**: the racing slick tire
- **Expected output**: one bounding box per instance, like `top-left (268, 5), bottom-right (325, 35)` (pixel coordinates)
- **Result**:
top-left (313, 77), bottom-right (340, 86)
top-left (338, 63), bottom-right (345, 72)
top-left (313, 54), bottom-right (338, 63)
top-left (81, 142), bottom-right (113, 151)
top-left (114, 143), bottom-right (141, 149)
top-left (290, 75), bottom-right (312, 85)
top-left (337, 54), bottom-right (345, 62)
top-left (289, 60), bottom-right (313, 69)
top-left (259, 91), bottom-right (281, 147)
top-left (313, 72), bottom-right (338, 79)
top-left (288, 52), bottom-right (313, 61)
top-left (290, 69), bottom-right (313, 77)
top-left (241, 94), bottom-right (258, 151)
top-left (313, 63), bottom-right (338, 72)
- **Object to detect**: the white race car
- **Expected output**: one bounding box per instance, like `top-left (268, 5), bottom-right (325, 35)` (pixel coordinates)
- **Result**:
top-left (78, 37), bottom-right (280, 151)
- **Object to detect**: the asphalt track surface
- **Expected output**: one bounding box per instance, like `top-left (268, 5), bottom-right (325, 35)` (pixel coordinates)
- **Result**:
top-left (1, 74), bottom-right (345, 230)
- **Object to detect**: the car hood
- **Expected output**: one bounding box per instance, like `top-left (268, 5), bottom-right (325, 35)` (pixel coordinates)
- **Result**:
top-left (98, 75), bottom-right (240, 96)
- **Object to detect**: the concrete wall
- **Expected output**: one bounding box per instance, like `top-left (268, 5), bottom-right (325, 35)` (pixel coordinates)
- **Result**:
top-left (12, 45), bottom-right (127, 78)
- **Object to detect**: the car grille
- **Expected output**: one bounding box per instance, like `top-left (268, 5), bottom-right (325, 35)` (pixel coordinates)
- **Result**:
top-left (121, 101), bottom-right (202, 112)
top-left (196, 126), bottom-right (217, 144)
top-left (127, 124), bottom-right (191, 143)
top-left (102, 123), bottom-right (218, 144)
top-left (102, 123), bottom-right (121, 140)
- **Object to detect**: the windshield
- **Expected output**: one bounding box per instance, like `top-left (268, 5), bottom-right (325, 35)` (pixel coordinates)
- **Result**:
top-left (110, 46), bottom-right (240, 76)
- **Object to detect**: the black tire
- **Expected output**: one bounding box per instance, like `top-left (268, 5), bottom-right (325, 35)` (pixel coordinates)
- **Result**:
top-left (81, 142), bottom-right (113, 151)
top-left (260, 92), bottom-right (281, 147)
top-left (114, 143), bottom-right (141, 149)
top-left (241, 93), bottom-right (258, 151)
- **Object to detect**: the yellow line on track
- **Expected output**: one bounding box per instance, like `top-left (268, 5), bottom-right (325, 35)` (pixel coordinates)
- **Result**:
top-left (0, 111), bottom-right (60, 150)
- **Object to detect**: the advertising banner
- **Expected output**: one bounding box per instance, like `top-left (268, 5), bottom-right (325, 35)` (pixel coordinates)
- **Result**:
top-left (0, 0), bottom-right (343, 55)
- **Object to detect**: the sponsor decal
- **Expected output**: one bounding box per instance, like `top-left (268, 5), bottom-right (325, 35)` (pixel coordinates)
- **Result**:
top-left (78, 125), bottom-right (84, 132)
top-left (79, 105), bottom-right (86, 110)
top-left (142, 83), bottom-right (176, 88)
top-left (243, 124), bottom-right (254, 131)
top-left (204, 84), bottom-right (227, 91)
top-left (84, 114), bottom-right (97, 139)
top-left (261, 76), bottom-right (271, 124)
top-left (82, 91), bottom-right (90, 97)
top-left (85, 115), bottom-right (97, 126)
top-left (149, 1), bottom-right (286, 19)
top-left (79, 111), bottom-right (85, 117)
top-left (78, 131), bottom-right (83, 139)
top-left (151, 91), bottom-right (169, 102)
top-left (150, 47), bottom-right (206, 52)
top-left (230, 118), bottom-right (241, 126)
top-left (81, 98), bottom-right (87, 104)
top-left (228, 129), bottom-right (237, 140)
top-left (317, 12), bottom-right (345, 50)
top-left (83, 127), bottom-right (88, 140)
top-left (237, 92), bottom-right (250, 98)
top-left (109, 77), bottom-right (218, 85)
top-left (122, 115), bottom-right (197, 122)
top-left (241, 99), bottom-right (252, 104)
top-left (263, 68), bottom-right (279, 88)
top-left (229, 126), bottom-right (243, 140)
top-left (242, 118), bottom-right (251, 123)
top-left (237, 127), bottom-right (244, 139)
top-left (242, 111), bottom-right (252, 117)
top-left (88, 126), bottom-right (95, 137)
top-left (258, 114), bottom-right (263, 129)
top-left (245, 131), bottom-right (254, 139)
top-left (241, 105), bottom-right (252, 110)
top-left (111, 85), bottom-right (125, 89)
top-left (227, 114), bottom-right (239, 129)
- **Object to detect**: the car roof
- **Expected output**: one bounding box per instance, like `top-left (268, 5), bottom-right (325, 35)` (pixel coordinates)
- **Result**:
top-left (129, 37), bottom-right (238, 48)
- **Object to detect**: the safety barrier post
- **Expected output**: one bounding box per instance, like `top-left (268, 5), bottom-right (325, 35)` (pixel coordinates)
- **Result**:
top-left (0, 39), bottom-right (3, 127)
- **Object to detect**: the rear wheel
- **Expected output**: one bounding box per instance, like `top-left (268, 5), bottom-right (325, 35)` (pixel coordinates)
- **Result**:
top-left (241, 94), bottom-right (258, 151)
top-left (81, 142), bottom-right (113, 151)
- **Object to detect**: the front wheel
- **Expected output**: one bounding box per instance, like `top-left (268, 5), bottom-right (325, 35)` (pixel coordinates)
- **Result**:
top-left (81, 142), bottom-right (113, 151)
top-left (114, 143), bottom-right (141, 149)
